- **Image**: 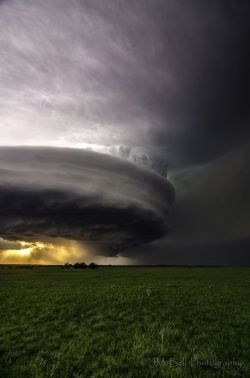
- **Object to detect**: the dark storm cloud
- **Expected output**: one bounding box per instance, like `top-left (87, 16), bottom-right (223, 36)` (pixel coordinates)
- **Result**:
top-left (0, 147), bottom-right (174, 254)
top-left (0, 0), bottom-right (249, 264)
top-left (0, 0), bottom-right (249, 166)
top-left (169, 141), bottom-right (250, 244)
top-left (127, 141), bottom-right (250, 264)
top-left (131, 239), bottom-right (250, 266)
top-left (91, 145), bottom-right (170, 177)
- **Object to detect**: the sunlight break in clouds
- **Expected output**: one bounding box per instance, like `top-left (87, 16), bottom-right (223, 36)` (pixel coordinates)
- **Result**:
top-left (0, 239), bottom-right (86, 265)
top-left (0, 237), bottom-right (133, 265)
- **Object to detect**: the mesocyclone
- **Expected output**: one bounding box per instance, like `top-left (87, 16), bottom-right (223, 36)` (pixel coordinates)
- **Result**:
top-left (0, 147), bottom-right (175, 254)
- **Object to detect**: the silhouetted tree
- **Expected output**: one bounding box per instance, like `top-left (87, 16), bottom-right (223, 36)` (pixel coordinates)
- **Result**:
top-left (73, 262), bottom-right (87, 269)
top-left (89, 262), bottom-right (98, 269)
top-left (63, 262), bottom-right (73, 269)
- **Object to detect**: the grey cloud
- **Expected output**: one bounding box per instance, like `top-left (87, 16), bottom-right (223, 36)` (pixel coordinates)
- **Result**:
top-left (0, 147), bottom-right (174, 254)
top-left (131, 239), bottom-right (250, 266)
top-left (168, 141), bottom-right (250, 244)
top-left (126, 141), bottom-right (250, 264)
top-left (0, 0), bottom-right (249, 165)
top-left (0, 0), bottom-right (249, 265)
top-left (82, 145), bottom-right (169, 177)
top-left (0, 237), bottom-right (21, 250)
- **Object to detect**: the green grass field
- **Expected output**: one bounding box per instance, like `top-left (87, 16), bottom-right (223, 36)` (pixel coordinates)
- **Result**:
top-left (0, 267), bottom-right (249, 377)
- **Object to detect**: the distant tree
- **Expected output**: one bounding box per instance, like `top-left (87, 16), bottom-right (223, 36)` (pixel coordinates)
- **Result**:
top-left (63, 262), bottom-right (73, 269)
top-left (89, 262), bottom-right (98, 269)
top-left (73, 262), bottom-right (87, 269)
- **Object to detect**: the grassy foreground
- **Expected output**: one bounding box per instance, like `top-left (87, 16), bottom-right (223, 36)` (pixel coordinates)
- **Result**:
top-left (0, 267), bottom-right (249, 377)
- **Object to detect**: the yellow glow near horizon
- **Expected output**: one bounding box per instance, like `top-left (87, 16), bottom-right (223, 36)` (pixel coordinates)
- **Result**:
top-left (18, 246), bottom-right (33, 256)
top-left (1, 240), bottom-right (56, 263)
top-left (0, 239), bottom-right (87, 265)
top-left (16, 241), bottom-right (55, 256)
top-left (0, 239), bottom-right (133, 265)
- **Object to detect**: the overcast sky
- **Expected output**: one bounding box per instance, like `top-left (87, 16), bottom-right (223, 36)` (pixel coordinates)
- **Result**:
top-left (0, 0), bottom-right (249, 264)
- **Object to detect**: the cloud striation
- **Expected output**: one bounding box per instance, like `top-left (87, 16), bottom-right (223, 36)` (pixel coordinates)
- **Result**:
top-left (0, 147), bottom-right (174, 255)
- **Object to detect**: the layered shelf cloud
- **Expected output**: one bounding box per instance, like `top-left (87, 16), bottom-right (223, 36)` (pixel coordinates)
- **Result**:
top-left (0, 147), bottom-right (174, 262)
top-left (0, 0), bottom-right (250, 264)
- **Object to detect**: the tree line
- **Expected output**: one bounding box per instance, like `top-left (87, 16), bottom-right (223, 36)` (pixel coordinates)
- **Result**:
top-left (63, 262), bottom-right (98, 270)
